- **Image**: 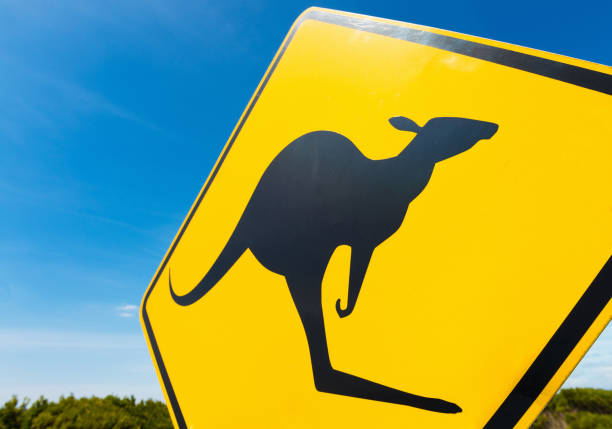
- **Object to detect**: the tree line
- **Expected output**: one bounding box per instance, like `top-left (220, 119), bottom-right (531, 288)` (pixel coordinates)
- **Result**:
top-left (0, 395), bottom-right (171, 429)
top-left (1, 388), bottom-right (610, 428)
top-left (532, 388), bottom-right (612, 429)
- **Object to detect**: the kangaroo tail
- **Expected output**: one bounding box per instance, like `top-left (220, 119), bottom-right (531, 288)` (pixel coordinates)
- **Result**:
top-left (169, 227), bottom-right (247, 306)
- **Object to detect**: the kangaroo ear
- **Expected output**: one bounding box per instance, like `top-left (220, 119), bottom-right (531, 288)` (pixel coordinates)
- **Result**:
top-left (389, 116), bottom-right (421, 133)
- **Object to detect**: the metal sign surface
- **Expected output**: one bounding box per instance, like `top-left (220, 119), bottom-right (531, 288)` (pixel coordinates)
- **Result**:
top-left (141, 8), bottom-right (612, 429)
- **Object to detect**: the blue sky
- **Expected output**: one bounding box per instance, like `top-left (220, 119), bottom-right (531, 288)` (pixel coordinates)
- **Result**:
top-left (0, 0), bottom-right (610, 402)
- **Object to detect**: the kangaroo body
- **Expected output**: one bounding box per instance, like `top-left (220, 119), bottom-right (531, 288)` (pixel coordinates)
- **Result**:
top-left (241, 131), bottom-right (425, 277)
top-left (170, 116), bottom-right (499, 414)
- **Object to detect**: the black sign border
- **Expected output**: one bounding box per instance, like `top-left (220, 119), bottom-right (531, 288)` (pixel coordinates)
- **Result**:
top-left (142, 8), bottom-right (612, 429)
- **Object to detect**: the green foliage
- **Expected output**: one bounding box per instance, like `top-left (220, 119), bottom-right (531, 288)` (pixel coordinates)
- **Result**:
top-left (0, 397), bottom-right (27, 429)
top-left (546, 388), bottom-right (612, 415)
top-left (1, 388), bottom-right (610, 428)
top-left (531, 411), bottom-right (566, 429)
top-left (0, 395), bottom-right (172, 429)
top-left (531, 388), bottom-right (612, 429)
top-left (566, 412), bottom-right (612, 429)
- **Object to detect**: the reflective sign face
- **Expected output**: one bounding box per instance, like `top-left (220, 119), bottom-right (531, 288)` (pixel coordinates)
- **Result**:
top-left (141, 7), bottom-right (612, 429)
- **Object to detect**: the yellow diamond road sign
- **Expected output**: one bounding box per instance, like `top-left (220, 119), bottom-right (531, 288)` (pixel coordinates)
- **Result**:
top-left (141, 7), bottom-right (611, 429)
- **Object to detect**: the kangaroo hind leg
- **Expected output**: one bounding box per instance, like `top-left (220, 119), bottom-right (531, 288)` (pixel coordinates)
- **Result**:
top-left (286, 271), bottom-right (334, 376)
top-left (285, 273), bottom-right (462, 414)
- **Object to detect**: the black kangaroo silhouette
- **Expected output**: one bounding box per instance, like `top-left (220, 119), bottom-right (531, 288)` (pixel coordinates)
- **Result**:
top-left (169, 116), bottom-right (498, 414)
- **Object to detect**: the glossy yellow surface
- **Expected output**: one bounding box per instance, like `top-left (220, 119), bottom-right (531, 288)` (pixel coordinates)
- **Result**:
top-left (142, 8), bottom-right (612, 429)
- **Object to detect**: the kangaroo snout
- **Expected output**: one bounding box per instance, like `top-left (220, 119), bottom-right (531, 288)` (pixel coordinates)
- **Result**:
top-left (479, 121), bottom-right (499, 140)
top-left (394, 116), bottom-right (500, 162)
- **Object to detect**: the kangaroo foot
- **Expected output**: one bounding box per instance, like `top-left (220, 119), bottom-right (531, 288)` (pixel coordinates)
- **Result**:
top-left (313, 367), bottom-right (461, 414)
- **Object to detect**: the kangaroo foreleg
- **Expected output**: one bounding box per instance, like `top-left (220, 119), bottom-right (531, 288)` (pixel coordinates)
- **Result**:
top-left (336, 246), bottom-right (373, 318)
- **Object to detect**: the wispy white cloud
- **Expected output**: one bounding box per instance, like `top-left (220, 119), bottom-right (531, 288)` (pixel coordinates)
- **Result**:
top-left (0, 327), bottom-right (160, 402)
top-left (0, 0), bottom-right (237, 55)
top-left (116, 304), bottom-right (138, 318)
top-left (0, 53), bottom-right (159, 144)
top-left (117, 304), bottom-right (138, 311)
top-left (0, 328), bottom-right (143, 350)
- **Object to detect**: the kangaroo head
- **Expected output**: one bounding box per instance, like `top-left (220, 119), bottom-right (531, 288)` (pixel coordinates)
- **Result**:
top-left (390, 116), bottom-right (498, 163)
